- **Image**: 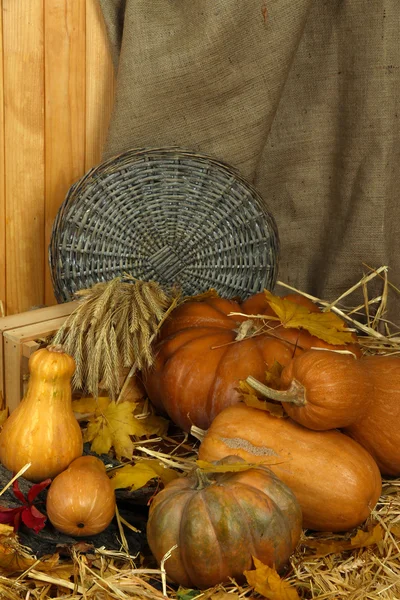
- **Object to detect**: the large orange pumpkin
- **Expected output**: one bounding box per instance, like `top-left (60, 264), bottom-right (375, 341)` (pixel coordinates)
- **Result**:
top-left (143, 293), bottom-right (360, 431)
top-left (146, 457), bottom-right (302, 589)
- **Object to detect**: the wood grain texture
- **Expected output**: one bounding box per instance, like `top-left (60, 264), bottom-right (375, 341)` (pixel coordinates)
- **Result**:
top-left (85, 0), bottom-right (115, 170)
top-left (44, 0), bottom-right (86, 306)
top-left (0, 2), bottom-right (5, 317)
top-left (0, 0), bottom-right (114, 315)
top-left (3, 0), bottom-right (45, 315)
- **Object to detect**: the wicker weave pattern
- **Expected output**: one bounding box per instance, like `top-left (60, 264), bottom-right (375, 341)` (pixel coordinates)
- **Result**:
top-left (49, 148), bottom-right (279, 302)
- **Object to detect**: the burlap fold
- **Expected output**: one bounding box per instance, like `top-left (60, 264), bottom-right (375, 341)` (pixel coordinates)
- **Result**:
top-left (99, 0), bottom-right (400, 324)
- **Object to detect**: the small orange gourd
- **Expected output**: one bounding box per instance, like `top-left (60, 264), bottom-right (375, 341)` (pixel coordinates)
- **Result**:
top-left (0, 345), bottom-right (83, 482)
top-left (46, 456), bottom-right (116, 536)
top-left (247, 349), bottom-right (371, 430)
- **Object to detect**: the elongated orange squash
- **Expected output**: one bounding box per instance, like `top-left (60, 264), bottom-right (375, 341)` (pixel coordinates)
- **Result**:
top-left (198, 403), bottom-right (381, 532)
top-left (343, 355), bottom-right (400, 476)
top-left (247, 349), bottom-right (371, 430)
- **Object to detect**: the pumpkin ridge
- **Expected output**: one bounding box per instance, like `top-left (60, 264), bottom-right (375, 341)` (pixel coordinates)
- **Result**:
top-left (181, 486), bottom-right (225, 584)
top-left (162, 327), bottom-right (235, 360)
top-left (205, 338), bottom-right (237, 422)
top-left (225, 481), bottom-right (267, 560)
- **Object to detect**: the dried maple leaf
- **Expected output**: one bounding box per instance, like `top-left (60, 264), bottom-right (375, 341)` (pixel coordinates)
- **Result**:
top-left (110, 460), bottom-right (179, 490)
top-left (86, 401), bottom-right (141, 458)
top-left (390, 523), bottom-right (400, 538)
top-left (0, 478), bottom-right (51, 533)
top-left (73, 396), bottom-right (168, 459)
top-left (72, 396), bottom-right (110, 414)
top-left (239, 380), bottom-right (285, 418)
top-left (0, 539), bottom-right (39, 574)
top-left (263, 290), bottom-right (355, 345)
top-left (0, 542), bottom-right (69, 577)
top-left (303, 523), bottom-right (384, 557)
top-left (0, 524), bottom-right (14, 537)
top-left (244, 557), bottom-right (300, 599)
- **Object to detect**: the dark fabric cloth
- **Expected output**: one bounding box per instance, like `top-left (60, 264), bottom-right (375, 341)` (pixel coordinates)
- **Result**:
top-left (99, 0), bottom-right (400, 326)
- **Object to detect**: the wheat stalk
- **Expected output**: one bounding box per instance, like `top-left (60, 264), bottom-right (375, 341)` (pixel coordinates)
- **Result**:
top-left (52, 277), bottom-right (181, 398)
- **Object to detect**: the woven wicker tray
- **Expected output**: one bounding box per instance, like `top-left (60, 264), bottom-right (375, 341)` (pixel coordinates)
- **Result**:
top-left (49, 147), bottom-right (279, 302)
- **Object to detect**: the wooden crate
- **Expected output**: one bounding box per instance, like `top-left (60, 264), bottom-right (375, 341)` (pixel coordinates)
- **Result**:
top-left (0, 302), bottom-right (78, 412)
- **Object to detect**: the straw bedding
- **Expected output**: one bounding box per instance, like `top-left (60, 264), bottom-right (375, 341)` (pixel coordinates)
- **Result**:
top-left (1, 266), bottom-right (399, 600)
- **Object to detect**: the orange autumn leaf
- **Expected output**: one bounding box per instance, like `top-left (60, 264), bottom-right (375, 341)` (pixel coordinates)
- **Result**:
top-left (265, 361), bottom-right (284, 389)
top-left (239, 380), bottom-right (285, 418)
top-left (263, 290), bottom-right (355, 345)
top-left (0, 539), bottom-right (70, 577)
top-left (244, 557), bottom-right (300, 600)
top-left (390, 523), bottom-right (400, 538)
top-left (0, 543), bottom-right (39, 575)
top-left (303, 524), bottom-right (384, 557)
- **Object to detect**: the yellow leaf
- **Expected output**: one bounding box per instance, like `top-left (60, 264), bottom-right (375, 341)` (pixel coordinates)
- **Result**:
top-left (0, 550), bottom-right (75, 579)
top-left (0, 408), bottom-right (9, 427)
top-left (239, 381), bottom-right (285, 418)
top-left (72, 396), bottom-right (111, 414)
top-left (0, 524), bottom-right (14, 537)
top-left (350, 524), bottom-right (384, 548)
top-left (110, 463), bottom-right (160, 490)
top-left (137, 414), bottom-right (170, 437)
top-left (111, 460), bottom-right (179, 490)
top-left (303, 524), bottom-right (384, 557)
top-left (89, 421), bottom-right (113, 456)
top-left (85, 400), bottom-right (143, 459)
top-left (244, 557), bottom-right (300, 600)
top-left (0, 540), bottom-right (38, 574)
top-left (77, 396), bottom-right (167, 459)
top-left (140, 458), bottom-right (180, 485)
top-left (265, 361), bottom-right (285, 389)
top-left (264, 290), bottom-right (355, 345)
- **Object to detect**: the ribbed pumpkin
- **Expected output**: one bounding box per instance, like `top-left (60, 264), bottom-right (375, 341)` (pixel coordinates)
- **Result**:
top-left (147, 457), bottom-right (302, 589)
top-left (0, 345), bottom-right (83, 482)
top-left (46, 456), bottom-right (116, 536)
top-left (198, 403), bottom-right (382, 532)
top-left (143, 293), bottom-right (359, 431)
top-left (247, 349), bottom-right (371, 430)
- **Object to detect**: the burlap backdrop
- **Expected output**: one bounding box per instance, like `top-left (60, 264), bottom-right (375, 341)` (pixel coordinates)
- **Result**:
top-left (99, 0), bottom-right (400, 325)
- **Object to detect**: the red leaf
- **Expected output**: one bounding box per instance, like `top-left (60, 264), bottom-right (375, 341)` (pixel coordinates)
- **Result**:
top-left (27, 479), bottom-right (51, 504)
top-left (21, 506), bottom-right (47, 533)
top-left (12, 480), bottom-right (27, 505)
top-left (0, 506), bottom-right (23, 526)
top-left (0, 477), bottom-right (51, 533)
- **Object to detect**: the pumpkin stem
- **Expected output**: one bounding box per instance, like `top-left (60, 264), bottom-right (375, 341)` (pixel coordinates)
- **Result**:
top-left (190, 425), bottom-right (207, 442)
top-left (246, 376), bottom-right (306, 406)
top-left (47, 344), bottom-right (66, 354)
top-left (194, 468), bottom-right (212, 490)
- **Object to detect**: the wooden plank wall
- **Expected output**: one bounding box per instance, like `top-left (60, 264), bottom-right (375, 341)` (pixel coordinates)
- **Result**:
top-left (0, 0), bottom-right (115, 316)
